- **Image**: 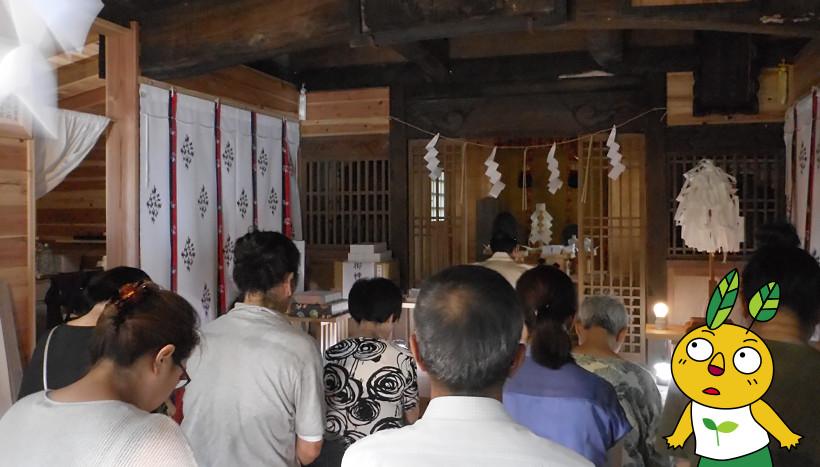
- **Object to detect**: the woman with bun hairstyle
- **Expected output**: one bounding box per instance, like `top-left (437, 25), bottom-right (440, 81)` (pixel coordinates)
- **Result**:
top-left (0, 281), bottom-right (199, 466)
top-left (19, 267), bottom-right (151, 398)
top-left (503, 265), bottom-right (631, 467)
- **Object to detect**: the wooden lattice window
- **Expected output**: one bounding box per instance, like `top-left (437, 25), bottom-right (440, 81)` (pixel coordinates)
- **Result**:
top-left (577, 134), bottom-right (647, 362)
top-left (431, 173), bottom-right (446, 221)
top-left (668, 152), bottom-right (785, 258)
top-left (304, 159), bottom-right (389, 246)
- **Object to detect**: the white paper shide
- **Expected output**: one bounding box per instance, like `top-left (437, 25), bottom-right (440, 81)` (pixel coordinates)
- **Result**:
top-left (606, 126), bottom-right (625, 180)
top-left (546, 143), bottom-right (562, 194)
top-left (529, 203), bottom-right (553, 246)
top-left (484, 146), bottom-right (505, 198)
top-left (424, 133), bottom-right (442, 181)
top-left (674, 159), bottom-right (744, 254)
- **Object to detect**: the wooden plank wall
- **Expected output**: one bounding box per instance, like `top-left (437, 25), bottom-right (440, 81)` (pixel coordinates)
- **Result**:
top-left (304, 87), bottom-right (389, 137)
top-left (667, 68), bottom-right (790, 125)
top-left (168, 65), bottom-right (299, 116)
top-left (0, 136), bottom-right (34, 360)
top-left (37, 140), bottom-right (106, 242)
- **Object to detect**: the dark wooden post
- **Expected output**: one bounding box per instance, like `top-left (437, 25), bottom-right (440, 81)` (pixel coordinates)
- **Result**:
top-left (389, 85), bottom-right (410, 290)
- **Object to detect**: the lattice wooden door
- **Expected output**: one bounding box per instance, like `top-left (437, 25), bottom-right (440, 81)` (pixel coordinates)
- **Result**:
top-left (577, 134), bottom-right (647, 362)
top-left (408, 140), bottom-right (476, 287)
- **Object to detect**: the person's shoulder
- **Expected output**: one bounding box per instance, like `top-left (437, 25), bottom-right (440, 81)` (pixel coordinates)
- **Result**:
top-left (1, 391), bottom-right (44, 419)
top-left (506, 424), bottom-right (593, 466)
top-left (342, 425), bottom-right (414, 462)
top-left (131, 412), bottom-right (189, 443)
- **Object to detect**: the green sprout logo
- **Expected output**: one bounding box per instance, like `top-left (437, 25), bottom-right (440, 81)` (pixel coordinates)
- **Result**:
top-left (702, 418), bottom-right (738, 446)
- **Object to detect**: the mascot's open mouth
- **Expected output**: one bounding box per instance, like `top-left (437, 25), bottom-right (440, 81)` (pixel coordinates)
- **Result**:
top-left (703, 387), bottom-right (720, 395)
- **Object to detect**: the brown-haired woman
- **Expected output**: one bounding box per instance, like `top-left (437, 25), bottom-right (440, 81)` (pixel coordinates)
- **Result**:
top-left (0, 282), bottom-right (199, 466)
top-left (502, 265), bottom-right (631, 467)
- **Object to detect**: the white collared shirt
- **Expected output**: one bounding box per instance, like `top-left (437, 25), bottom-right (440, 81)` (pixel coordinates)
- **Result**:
top-left (341, 396), bottom-right (592, 467)
top-left (475, 252), bottom-right (534, 287)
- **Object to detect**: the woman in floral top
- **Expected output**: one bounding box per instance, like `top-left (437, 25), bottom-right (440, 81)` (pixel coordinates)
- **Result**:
top-left (573, 295), bottom-right (671, 467)
top-left (324, 278), bottom-right (419, 448)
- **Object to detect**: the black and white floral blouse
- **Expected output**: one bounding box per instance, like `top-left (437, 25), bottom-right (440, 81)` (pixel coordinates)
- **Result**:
top-left (323, 337), bottom-right (419, 447)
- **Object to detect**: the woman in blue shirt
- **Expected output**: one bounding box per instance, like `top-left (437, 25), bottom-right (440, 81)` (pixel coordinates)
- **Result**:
top-left (503, 265), bottom-right (631, 467)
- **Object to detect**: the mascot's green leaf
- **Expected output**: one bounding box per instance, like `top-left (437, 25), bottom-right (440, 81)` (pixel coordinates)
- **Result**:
top-left (748, 282), bottom-right (780, 323)
top-left (706, 269), bottom-right (739, 329)
top-left (717, 422), bottom-right (738, 433)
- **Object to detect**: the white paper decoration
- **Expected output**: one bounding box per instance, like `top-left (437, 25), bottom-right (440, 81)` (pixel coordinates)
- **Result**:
top-left (546, 143), bottom-right (562, 194)
top-left (484, 146), bottom-right (505, 198)
top-left (529, 203), bottom-right (553, 246)
top-left (606, 126), bottom-right (625, 180)
top-left (424, 133), bottom-right (442, 181)
top-left (674, 159), bottom-right (744, 254)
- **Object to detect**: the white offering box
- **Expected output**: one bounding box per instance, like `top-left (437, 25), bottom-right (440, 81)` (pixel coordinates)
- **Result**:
top-left (349, 243), bottom-right (387, 255)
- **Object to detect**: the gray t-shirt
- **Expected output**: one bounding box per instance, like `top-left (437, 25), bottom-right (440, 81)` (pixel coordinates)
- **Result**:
top-left (181, 303), bottom-right (325, 467)
top-left (0, 392), bottom-right (197, 466)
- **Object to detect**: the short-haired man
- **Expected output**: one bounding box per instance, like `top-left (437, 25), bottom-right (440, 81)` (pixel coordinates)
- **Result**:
top-left (182, 231), bottom-right (324, 467)
top-left (342, 265), bottom-right (592, 467)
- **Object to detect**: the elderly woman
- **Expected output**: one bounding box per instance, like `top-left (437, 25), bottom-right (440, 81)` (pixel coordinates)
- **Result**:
top-left (573, 296), bottom-right (670, 467)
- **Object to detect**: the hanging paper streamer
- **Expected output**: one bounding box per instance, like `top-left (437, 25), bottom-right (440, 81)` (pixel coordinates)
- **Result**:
top-left (484, 146), bottom-right (505, 198)
top-left (424, 133), bottom-right (442, 180)
top-left (674, 159), bottom-right (744, 254)
top-left (529, 203), bottom-right (553, 246)
top-left (546, 143), bottom-right (562, 194)
top-left (606, 126), bottom-right (625, 180)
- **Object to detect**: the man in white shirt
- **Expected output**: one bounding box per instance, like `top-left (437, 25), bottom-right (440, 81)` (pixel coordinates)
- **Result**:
top-left (181, 231), bottom-right (324, 467)
top-left (342, 265), bottom-right (591, 467)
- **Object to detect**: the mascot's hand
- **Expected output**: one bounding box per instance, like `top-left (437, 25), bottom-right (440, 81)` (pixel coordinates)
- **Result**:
top-left (779, 432), bottom-right (801, 450)
top-left (665, 432), bottom-right (688, 449)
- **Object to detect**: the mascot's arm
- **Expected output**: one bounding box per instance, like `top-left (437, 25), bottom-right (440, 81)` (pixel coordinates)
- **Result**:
top-left (665, 402), bottom-right (693, 449)
top-left (750, 400), bottom-right (801, 449)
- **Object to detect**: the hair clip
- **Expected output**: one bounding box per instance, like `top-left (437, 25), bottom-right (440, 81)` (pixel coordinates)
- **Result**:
top-left (112, 281), bottom-right (153, 329)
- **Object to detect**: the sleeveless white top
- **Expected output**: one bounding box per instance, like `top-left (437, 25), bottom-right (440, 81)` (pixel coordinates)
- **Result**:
top-left (691, 401), bottom-right (770, 460)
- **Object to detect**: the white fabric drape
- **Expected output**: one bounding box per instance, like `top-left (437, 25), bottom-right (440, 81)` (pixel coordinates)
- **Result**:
top-left (138, 85), bottom-right (172, 289)
top-left (218, 105), bottom-right (254, 311)
top-left (174, 93), bottom-right (217, 323)
top-left (792, 93), bottom-right (815, 248)
top-left (34, 109), bottom-right (109, 198)
top-left (255, 114), bottom-right (283, 232)
top-left (286, 120), bottom-right (303, 241)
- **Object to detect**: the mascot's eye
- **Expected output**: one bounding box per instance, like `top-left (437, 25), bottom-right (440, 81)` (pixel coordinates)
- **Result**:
top-left (733, 347), bottom-right (762, 374)
top-left (686, 338), bottom-right (713, 361)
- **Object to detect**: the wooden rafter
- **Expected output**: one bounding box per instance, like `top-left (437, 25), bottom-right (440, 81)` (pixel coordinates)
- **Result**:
top-left (130, 0), bottom-right (819, 79)
top-left (57, 55), bottom-right (104, 100)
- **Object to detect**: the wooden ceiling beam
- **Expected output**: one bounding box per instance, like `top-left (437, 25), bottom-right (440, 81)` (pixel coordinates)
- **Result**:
top-left (791, 38), bottom-right (820, 102)
top-left (389, 40), bottom-right (450, 82)
top-left (134, 0), bottom-right (819, 80)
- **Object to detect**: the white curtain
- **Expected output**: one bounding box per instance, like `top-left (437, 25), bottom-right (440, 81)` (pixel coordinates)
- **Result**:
top-left (255, 114), bottom-right (283, 232)
top-left (34, 109), bottom-right (109, 198)
top-left (218, 104), bottom-right (253, 311)
top-left (138, 84), bottom-right (172, 289)
top-left (790, 92), bottom-right (816, 250)
top-left (285, 119), bottom-right (303, 241)
top-left (174, 93), bottom-right (217, 323)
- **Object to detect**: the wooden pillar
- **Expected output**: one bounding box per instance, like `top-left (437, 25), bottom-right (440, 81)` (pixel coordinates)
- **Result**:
top-left (0, 133), bottom-right (35, 362)
top-left (644, 73), bottom-right (668, 318)
top-left (389, 85), bottom-right (410, 289)
top-left (105, 22), bottom-right (140, 267)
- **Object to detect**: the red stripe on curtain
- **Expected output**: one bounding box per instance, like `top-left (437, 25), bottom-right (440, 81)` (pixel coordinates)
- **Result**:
top-left (215, 102), bottom-right (227, 314)
top-left (251, 112), bottom-right (259, 228)
top-left (170, 90), bottom-right (179, 291)
top-left (806, 89), bottom-right (819, 251)
top-left (282, 120), bottom-right (293, 238)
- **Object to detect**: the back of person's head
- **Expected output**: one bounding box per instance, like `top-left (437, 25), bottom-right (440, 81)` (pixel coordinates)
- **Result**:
top-left (743, 238), bottom-right (820, 333)
top-left (348, 278), bottom-right (403, 324)
top-left (233, 230), bottom-right (300, 294)
top-left (577, 295), bottom-right (627, 336)
top-left (490, 212), bottom-right (519, 254)
top-left (415, 265), bottom-right (524, 394)
top-left (85, 267), bottom-right (151, 305)
top-left (516, 265), bottom-right (576, 369)
top-left (91, 282), bottom-right (199, 367)
top-left (754, 222), bottom-right (800, 249)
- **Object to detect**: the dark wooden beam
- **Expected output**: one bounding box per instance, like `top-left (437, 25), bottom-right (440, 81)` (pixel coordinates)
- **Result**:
top-left (389, 40), bottom-right (450, 82)
top-left (792, 38), bottom-right (820, 100)
top-left (139, 0), bottom-right (350, 79)
top-left (388, 85), bottom-right (410, 289)
top-left (298, 48), bottom-right (697, 90)
top-left (133, 0), bottom-right (818, 80)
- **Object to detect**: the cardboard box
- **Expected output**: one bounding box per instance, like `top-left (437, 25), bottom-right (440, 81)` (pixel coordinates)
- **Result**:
top-left (334, 260), bottom-right (399, 296)
top-left (289, 300), bottom-right (348, 319)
